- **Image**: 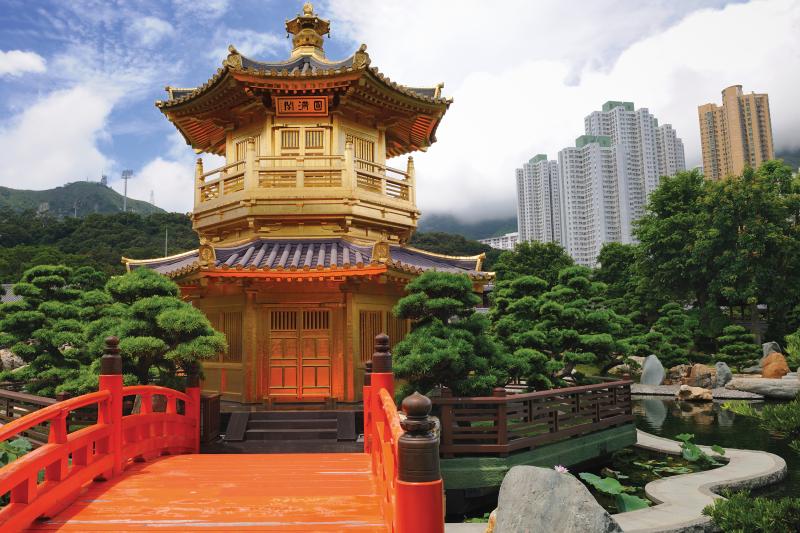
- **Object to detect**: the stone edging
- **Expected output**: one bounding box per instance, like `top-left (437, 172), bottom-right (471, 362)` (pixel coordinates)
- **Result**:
top-left (612, 430), bottom-right (787, 533)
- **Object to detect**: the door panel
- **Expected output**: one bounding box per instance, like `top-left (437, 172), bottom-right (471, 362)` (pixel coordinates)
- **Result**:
top-left (265, 309), bottom-right (332, 400)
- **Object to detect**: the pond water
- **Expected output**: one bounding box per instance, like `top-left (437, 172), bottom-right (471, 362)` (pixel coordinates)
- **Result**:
top-left (633, 396), bottom-right (800, 498)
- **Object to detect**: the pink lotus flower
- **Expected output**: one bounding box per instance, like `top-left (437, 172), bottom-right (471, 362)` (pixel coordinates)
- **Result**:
top-left (554, 465), bottom-right (569, 474)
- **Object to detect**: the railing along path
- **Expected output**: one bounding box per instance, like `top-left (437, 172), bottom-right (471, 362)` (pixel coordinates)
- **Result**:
top-left (0, 337), bottom-right (200, 532)
top-left (435, 380), bottom-right (633, 457)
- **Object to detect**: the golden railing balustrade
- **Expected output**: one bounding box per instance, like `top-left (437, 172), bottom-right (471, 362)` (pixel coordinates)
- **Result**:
top-left (194, 140), bottom-right (416, 210)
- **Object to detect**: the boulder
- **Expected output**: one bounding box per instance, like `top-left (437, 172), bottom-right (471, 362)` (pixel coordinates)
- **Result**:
top-left (640, 354), bottom-right (665, 386)
top-left (494, 466), bottom-right (623, 533)
top-left (726, 377), bottom-right (800, 400)
top-left (762, 352), bottom-right (789, 379)
top-left (676, 384), bottom-right (713, 401)
top-left (665, 364), bottom-right (691, 385)
top-left (715, 362), bottom-right (733, 387)
top-left (486, 509), bottom-right (497, 533)
top-left (681, 363), bottom-right (716, 388)
top-left (0, 349), bottom-right (24, 371)
top-left (762, 341), bottom-right (782, 359)
top-left (742, 364), bottom-right (762, 374)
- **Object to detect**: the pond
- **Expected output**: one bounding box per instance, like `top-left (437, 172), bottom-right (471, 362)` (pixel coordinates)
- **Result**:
top-left (633, 396), bottom-right (800, 498)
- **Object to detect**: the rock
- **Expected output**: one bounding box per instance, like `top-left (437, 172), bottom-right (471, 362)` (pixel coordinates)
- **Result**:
top-left (664, 364), bottom-right (691, 385)
top-left (742, 364), bottom-right (762, 374)
top-left (676, 384), bottom-right (713, 401)
top-left (681, 364), bottom-right (717, 388)
top-left (486, 509), bottom-right (496, 533)
top-left (782, 373), bottom-right (798, 381)
top-left (726, 377), bottom-right (800, 400)
top-left (0, 349), bottom-right (24, 371)
top-left (640, 355), bottom-right (665, 386)
top-left (762, 353), bottom-right (790, 379)
top-left (494, 466), bottom-right (623, 533)
top-left (714, 362), bottom-right (733, 387)
top-left (762, 341), bottom-right (782, 359)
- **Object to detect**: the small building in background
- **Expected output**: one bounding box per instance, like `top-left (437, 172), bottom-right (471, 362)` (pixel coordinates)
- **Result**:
top-left (478, 232), bottom-right (519, 251)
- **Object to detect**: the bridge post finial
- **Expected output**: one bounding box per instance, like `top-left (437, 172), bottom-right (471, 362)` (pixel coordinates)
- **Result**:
top-left (100, 336), bottom-right (122, 375)
top-left (371, 333), bottom-right (391, 373)
top-left (396, 391), bottom-right (444, 532)
top-left (398, 392), bottom-right (440, 482)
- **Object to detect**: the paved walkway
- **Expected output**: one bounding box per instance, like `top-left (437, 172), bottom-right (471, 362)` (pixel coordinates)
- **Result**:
top-left (612, 430), bottom-right (787, 533)
top-left (631, 384), bottom-right (763, 399)
top-left (28, 454), bottom-right (386, 532)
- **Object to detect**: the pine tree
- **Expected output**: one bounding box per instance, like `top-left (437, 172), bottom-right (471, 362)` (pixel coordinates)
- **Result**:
top-left (392, 271), bottom-right (508, 397)
top-left (630, 302), bottom-right (697, 368)
top-left (491, 265), bottom-right (631, 385)
top-left (715, 325), bottom-right (760, 371)
top-left (0, 265), bottom-right (106, 396)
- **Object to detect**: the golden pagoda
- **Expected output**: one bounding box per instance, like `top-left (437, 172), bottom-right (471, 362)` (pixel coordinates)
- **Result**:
top-left (125, 3), bottom-right (491, 406)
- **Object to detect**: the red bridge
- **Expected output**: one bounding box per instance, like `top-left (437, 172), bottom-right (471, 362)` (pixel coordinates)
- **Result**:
top-left (0, 336), bottom-right (443, 532)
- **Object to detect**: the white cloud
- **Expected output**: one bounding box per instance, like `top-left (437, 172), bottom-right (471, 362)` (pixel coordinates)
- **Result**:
top-left (328, 0), bottom-right (800, 220)
top-left (208, 29), bottom-right (287, 62)
top-left (173, 0), bottom-right (229, 20)
top-left (129, 17), bottom-right (175, 47)
top-left (125, 133), bottom-right (224, 213)
top-left (0, 50), bottom-right (46, 76)
top-left (0, 85), bottom-right (115, 189)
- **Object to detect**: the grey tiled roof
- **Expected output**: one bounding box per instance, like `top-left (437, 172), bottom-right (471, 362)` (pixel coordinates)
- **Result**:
top-left (127, 239), bottom-right (488, 280)
top-left (240, 54), bottom-right (354, 75)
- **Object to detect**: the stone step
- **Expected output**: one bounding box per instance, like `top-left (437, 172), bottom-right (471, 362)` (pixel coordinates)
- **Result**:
top-left (248, 410), bottom-right (339, 421)
top-left (248, 419), bottom-right (338, 430)
top-left (244, 428), bottom-right (338, 441)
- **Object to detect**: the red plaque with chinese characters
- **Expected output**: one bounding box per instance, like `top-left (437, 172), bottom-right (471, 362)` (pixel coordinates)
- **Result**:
top-left (275, 96), bottom-right (328, 117)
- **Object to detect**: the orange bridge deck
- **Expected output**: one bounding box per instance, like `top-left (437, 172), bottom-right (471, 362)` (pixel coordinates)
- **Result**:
top-left (26, 453), bottom-right (387, 532)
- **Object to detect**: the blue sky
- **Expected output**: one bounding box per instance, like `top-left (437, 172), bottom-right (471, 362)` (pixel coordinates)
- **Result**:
top-left (1, 1), bottom-right (798, 217)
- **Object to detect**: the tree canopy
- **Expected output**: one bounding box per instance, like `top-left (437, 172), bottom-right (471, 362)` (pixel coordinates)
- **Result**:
top-left (392, 271), bottom-right (508, 397)
top-left (0, 265), bottom-right (225, 396)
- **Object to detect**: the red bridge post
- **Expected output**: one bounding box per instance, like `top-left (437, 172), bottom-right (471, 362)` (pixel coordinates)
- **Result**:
top-left (186, 369), bottom-right (201, 454)
top-left (396, 392), bottom-right (444, 533)
top-left (98, 336), bottom-right (123, 478)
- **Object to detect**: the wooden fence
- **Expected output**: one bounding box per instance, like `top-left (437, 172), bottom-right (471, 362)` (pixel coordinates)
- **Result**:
top-left (433, 380), bottom-right (633, 457)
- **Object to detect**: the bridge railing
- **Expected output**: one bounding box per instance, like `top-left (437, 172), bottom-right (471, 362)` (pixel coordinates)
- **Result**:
top-left (0, 337), bottom-right (200, 532)
top-left (364, 334), bottom-right (443, 533)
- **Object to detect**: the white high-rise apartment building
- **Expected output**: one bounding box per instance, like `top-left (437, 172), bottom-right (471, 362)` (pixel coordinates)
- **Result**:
top-left (559, 135), bottom-right (620, 265)
top-left (515, 155), bottom-right (563, 245)
top-left (516, 101), bottom-right (685, 267)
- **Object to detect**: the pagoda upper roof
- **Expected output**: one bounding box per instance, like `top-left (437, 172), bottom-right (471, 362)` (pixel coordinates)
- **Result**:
top-left (123, 238), bottom-right (490, 282)
top-left (156, 43), bottom-right (450, 157)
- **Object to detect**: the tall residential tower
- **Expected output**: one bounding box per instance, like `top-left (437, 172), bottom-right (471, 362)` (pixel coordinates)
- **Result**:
top-left (516, 101), bottom-right (685, 266)
top-left (698, 85), bottom-right (774, 180)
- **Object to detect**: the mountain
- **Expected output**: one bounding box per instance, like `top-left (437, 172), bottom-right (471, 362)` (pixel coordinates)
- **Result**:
top-left (776, 148), bottom-right (800, 171)
top-left (417, 214), bottom-right (517, 240)
top-left (0, 182), bottom-right (165, 217)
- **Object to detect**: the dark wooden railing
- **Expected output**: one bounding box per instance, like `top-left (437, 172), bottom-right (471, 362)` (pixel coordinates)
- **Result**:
top-left (0, 389), bottom-right (55, 445)
top-left (434, 380), bottom-right (633, 457)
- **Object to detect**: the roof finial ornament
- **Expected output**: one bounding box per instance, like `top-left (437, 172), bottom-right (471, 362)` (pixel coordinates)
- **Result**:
top-left (285, 1), bottom-right (330, 59)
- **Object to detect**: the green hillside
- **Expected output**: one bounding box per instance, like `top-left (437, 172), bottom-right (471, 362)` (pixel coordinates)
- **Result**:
top-left (0, 181), bottom-right (165, 217)
top-left (776, 148), bottom-right (800, 171)
top-left (417, 213), bottom-right (517, 240)
top-left (0, 209), bottom-right (197, 282)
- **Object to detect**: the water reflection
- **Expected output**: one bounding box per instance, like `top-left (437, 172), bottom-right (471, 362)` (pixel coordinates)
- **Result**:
top-left (633, 395), bottom-right (798, 498)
